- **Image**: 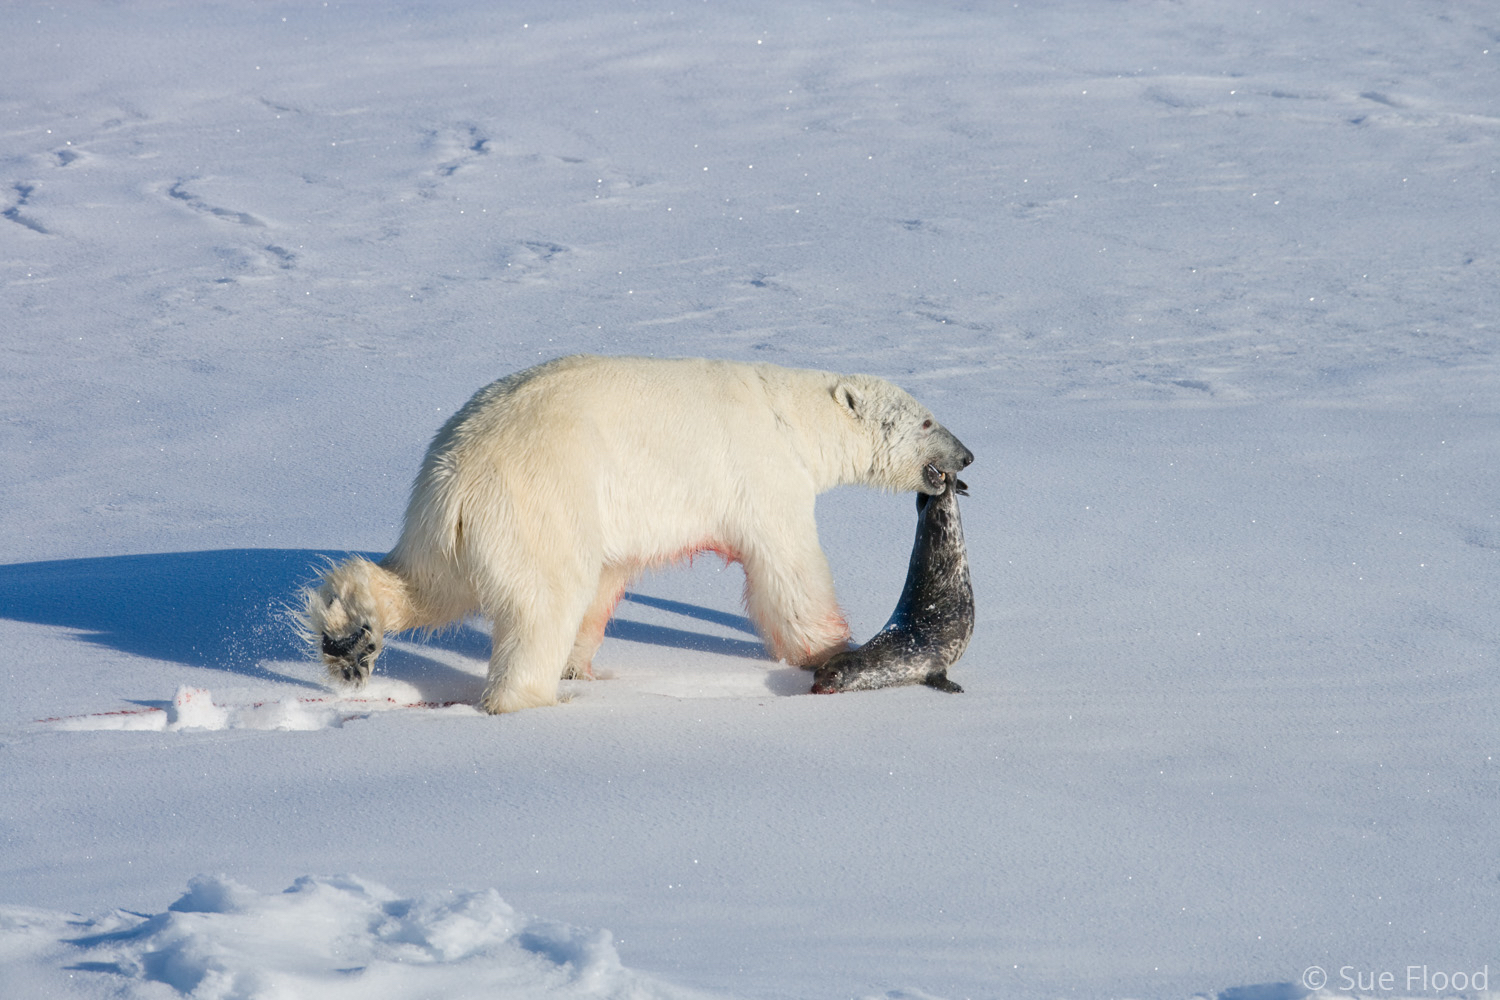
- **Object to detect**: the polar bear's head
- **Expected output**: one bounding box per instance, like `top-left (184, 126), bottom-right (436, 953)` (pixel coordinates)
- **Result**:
top-left (833, 375), bottom-right (973, 494)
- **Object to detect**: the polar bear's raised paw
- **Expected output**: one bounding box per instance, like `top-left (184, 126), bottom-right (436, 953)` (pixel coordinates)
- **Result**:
top-left (300, 556), bottom-right (408, 688)
top-left (321, 623), bottom-right (379, 685)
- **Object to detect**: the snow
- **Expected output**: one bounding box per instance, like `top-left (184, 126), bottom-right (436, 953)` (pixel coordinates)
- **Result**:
top-left (2, 873), bottom-right (714, 999)
top-left (1, 1), bottom-right (1497, 998)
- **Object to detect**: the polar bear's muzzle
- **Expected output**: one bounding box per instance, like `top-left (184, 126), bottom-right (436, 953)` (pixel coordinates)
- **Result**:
top-left (922, 430), bottom-right (974, 493)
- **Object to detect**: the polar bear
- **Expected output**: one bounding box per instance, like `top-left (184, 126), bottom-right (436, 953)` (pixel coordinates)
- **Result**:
top-left (303, 355), bottom-right (973, 713)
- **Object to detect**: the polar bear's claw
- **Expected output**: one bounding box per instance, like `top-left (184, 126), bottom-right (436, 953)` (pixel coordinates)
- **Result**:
top-left (321, 625), bottom-right (377, 685)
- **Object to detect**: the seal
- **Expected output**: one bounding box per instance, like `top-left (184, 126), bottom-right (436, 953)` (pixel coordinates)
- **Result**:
top-left (811, 467), bottom-right (974, 694)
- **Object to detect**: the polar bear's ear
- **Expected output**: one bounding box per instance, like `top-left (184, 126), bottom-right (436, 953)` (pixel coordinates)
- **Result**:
top-left (833, 381), bottom-right (863, 417)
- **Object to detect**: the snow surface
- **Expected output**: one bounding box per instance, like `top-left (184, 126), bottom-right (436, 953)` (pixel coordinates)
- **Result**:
top-left (2, 873), bottom-right (717, 1000)
top-left (2, 2), bottom-right (1498, 998)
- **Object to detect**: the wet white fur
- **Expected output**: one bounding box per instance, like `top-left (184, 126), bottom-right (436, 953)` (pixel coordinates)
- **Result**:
top-left (305, 355), bottom-right (966, 713)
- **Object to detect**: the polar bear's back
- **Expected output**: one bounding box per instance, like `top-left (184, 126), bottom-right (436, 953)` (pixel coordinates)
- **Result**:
top-left (441, 355), bottom-right (822, 484)
top-left (444, 355), bottom-right (806, 448)
top-left (394, 356), bottom-right (844, 585)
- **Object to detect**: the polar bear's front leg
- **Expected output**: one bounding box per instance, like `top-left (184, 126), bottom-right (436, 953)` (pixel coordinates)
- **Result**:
top-left (740, 526), bottom-right (851, 668)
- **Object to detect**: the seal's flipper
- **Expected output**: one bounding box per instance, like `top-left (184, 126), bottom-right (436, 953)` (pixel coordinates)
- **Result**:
top-left (923, 672), bottom-right (964, 694)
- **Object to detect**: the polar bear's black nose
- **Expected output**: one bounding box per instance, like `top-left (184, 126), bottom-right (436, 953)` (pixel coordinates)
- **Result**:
top-left (960, 447), bottom-right (974, 469)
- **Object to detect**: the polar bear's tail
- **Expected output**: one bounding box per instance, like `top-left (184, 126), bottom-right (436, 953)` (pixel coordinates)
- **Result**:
top-left (299, 556), bottom-right (418, 687)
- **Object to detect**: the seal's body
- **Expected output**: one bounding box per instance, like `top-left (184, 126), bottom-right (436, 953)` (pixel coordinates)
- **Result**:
top-left (812, 474), bottom-right (973, 694)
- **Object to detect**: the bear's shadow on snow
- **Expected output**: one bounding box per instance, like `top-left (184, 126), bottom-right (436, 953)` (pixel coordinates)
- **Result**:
top-left (609, 592), bottom-right (767, 660)
top-left (0, 550), bottom-right (774, 699)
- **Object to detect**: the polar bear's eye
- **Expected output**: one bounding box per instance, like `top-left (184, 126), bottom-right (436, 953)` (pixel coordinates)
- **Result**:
top-left (921, 419), bottom-right (933, 430)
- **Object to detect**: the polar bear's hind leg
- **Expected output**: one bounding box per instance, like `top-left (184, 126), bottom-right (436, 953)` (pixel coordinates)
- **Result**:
top-left (562, 563), bottom-right (633, 680)
top-left (478, 566), bottom-right (600, 714)
top-left (480, 614), bottom-right (570, 713)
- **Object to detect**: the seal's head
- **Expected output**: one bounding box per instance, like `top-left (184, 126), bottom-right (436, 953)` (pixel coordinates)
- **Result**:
top-left (919, 470), bottom-right (969, 505)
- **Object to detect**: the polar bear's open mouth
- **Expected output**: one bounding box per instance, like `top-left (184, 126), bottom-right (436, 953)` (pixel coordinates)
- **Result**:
top-left (923, 463), bottom-right (970, 495)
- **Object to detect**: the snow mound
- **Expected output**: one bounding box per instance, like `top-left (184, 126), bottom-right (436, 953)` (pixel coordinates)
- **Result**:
top-left (47, 685), bottom-right (479, 732)
top-left (2, 874), bottom-right (721, 999)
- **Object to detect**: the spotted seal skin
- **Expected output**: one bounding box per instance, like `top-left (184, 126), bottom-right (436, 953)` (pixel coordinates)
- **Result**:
top-left (812, 469), bottom-right (973, 694)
